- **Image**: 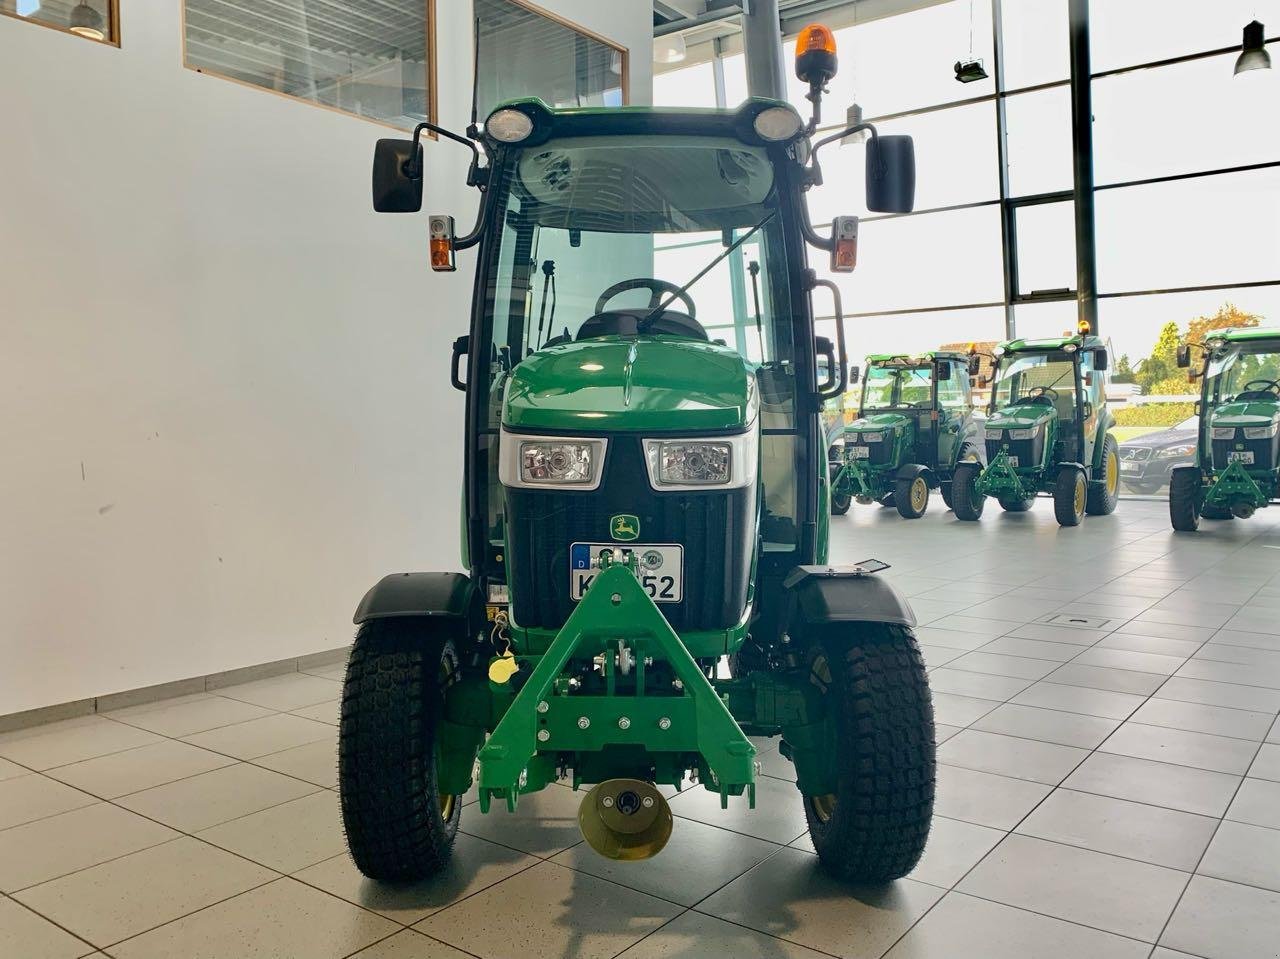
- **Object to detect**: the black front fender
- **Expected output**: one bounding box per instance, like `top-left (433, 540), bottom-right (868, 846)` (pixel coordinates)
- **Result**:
top-left (783, 565), bottom-right (916, 628)
top-left (353, 571), bottom-right (476, 625)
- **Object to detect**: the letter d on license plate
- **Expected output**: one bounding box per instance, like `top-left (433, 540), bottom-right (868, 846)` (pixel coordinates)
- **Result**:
top-left (569, 543), bottom-right (684, 603)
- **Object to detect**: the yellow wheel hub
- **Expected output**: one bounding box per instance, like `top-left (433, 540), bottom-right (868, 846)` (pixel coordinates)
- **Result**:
top-left (1073, 473), bottom-right (1086, 514)
top-left (1106, 449), bottom-right (1118, 493)
top-left (911, 477), bottom-right (927, 511)
top-left (436, 655), bottom-right (460, 822)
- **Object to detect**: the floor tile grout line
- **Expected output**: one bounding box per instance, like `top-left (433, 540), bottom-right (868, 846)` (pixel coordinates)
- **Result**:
top-left (0, 887), bottom-right (102, 957)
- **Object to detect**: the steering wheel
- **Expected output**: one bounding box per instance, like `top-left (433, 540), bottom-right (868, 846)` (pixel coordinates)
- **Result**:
top-left (1238, 379), bottom-right (1280, 398)
top-left (595, 278), bottom-right (696, 318)
top-left (1016, 386), bottom-right (1059, 405)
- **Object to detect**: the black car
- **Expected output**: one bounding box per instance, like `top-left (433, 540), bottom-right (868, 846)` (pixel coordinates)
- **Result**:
top-left (1119, 415), bottom-right (1199, 494)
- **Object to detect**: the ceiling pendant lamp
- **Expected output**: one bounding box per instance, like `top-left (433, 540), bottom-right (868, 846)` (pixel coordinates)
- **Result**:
top-left (1234, 20), bottom-right (1272, 76)
top-left (68, 1), bottom-right (105, 41)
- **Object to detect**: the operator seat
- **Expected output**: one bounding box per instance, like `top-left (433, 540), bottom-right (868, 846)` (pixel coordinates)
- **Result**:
top-left (576, 309), bottom-right (709, 341)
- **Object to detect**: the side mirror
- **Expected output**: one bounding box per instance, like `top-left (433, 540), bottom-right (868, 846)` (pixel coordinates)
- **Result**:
top-left (848, 363), bottom-right (860, 385)
top-left (372, 138), bottom-right (423, 213)
top-left (967, 354), bottom-right (982, 377)
top-left (866, 135), bottom-right (915, 214)
top-left (1095, 348), bottom-right (1109, 372)
top-left (936, 362), bottom-right (952, 381)
top-left (1176, 344), bottom-right (1191, 368)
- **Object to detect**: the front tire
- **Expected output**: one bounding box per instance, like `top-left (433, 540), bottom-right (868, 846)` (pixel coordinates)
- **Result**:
top-left (895, 468), bottom-right (930, 519)
top-left (1054, 467), bottom-right (1087, 527)
top-left (1169, 467), bottom-right (1202, 531)
top-left (1086, 433), bottom-right (1121, 516)
top-left (339, 619), bottom-right (462, 881)
top-left (951, 462), bottom-right (984, 521)
top-left (802, 625), bottom-right (935, 882)
top-left (831, 492), bottom-right (853, 515)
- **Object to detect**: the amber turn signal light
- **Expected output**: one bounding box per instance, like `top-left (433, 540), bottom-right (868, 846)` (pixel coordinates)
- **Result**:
top-left (429, 214), bottom-right (456, 273)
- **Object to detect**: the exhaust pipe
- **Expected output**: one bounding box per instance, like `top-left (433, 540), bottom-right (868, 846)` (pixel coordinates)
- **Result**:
top-left (577, 779), bottom-right (672, 861)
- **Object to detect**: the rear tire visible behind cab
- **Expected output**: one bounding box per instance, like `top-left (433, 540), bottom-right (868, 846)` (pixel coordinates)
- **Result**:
top-left (801, 624), bottom-right (935, 882)
top-left (339, 619), bottom-right (462, 881)
top-left (1086, 433), bottom-right (1121, 516)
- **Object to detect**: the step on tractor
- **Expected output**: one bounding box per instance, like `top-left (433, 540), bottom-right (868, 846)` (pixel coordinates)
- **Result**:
top-left (829, 352), bottom-right (986, 518)
top-left (1170, 327), bottom-right (1280, 530)
top-left (338, 26), bottom-right (937, 885)
top-left (951, 330), bottom-right (1120, 527)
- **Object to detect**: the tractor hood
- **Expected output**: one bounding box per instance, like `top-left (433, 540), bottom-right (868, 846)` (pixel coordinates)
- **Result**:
top-left (987, 403), bottom-right (1056, 431)
top-left (1208, 398), bottom-right (1280, 430)
top-left (503, 335), bottom-right (757, 433)
top-left (845, 412), bottom-right (912, 435)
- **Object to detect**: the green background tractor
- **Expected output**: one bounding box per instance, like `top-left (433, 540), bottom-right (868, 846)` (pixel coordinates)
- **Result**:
top-left (1170, 327), bottom-right (1280, 530)
top-left (829, 352), bottom-right (986, 518)
top-left (339, 61), bottom-right (938, 888)
top-left (951, 334), bottom-right (1120, 527)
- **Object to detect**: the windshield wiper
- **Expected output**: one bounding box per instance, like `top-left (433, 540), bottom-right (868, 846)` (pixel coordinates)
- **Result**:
top-left (636, 211), bottom-right (777, 334)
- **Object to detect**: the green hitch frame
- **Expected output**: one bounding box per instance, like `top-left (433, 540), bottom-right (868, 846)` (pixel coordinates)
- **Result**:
top-left (975, 448), bottom-right (1030, 502)
top-left (831, 458), bottom-right (875, 499)
top-left (475, 556), bottom-right (756, 813)
top-left (1204, 458), bottom-right (1269, 511)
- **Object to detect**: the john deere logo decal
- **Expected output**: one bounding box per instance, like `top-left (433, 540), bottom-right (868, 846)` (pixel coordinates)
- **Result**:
top-left (610, 514), bottom-right (640, 541)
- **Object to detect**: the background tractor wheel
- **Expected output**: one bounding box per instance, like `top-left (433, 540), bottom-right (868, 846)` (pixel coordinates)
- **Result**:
top-left (950, 462), bottom-right (984, 521)
top-left (895, 468), bottom-right (930, 519)
top-left (1169, 467), bottom-right (1202, 531)
top-left (940, 482), bottom-right (954, 510)
top-left (339, 619), bottom-right (461, 881)
top-left (802, 624), bottom-right (935, 882)
top-left (878, 493), bottom-right (896, 508)
top-left (1053, 467), bottom-right (1087, 527)
top-left (831, 491), bottom-right (852, 515)
top-left (1086, 433), bottom-right (1121, 515)
top-left (1200, 504), bottom-right (1234, 520)
top-left (998, 494), bottom-right (1036, 512)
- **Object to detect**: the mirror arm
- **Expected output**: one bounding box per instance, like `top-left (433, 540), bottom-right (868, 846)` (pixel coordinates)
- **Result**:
top-left (403, 121), bottom-right (490, 189)
top-left (805, 121), bottom-right (878, 191)
top-left (810, 271), bottom-right (847, 402)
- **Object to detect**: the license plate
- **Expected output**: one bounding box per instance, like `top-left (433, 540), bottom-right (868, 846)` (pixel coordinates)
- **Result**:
top-left (1229, 451), bottom-right (1255, 464)
top-left (1121, 461), bottom-right (1139, 472)
top-left (570, 543), bottom-right (683, 603)
top-left (850, 446), bottom-right (870, 459)
top-left (1006, 456), bottom-right (1019, 467)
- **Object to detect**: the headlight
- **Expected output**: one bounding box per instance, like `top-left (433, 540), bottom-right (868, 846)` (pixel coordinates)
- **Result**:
top-left (752, 106), bottom-right (803, 141)
top-left (642, 424), bottom-right (758, 491)
top-left (486, 108), bottom-right (534, 143)
top-left (861, 431), bottom-right (885, 442)
top-left (985, 428), bottom-right (1003, 440)
top-left (498, 431), bottom-right (606, 490)
top-left (1156, 444), bottom-right (1196, 458)
top-left (650, 442), bottom-right (731, 485)
top-left (1008, 426), bottom-right (1041, 440)
top-left (1211, 427), bottom-right (1237, 440)
top-left (1245, 423), bottom-right (1279, 439)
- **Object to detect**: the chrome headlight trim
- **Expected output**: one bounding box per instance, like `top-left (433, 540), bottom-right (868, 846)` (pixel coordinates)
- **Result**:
top-left (1211, 426), bottom-right (1237, 440)
top-left (984, 428), bottom-right (1004, 440)
top-left (1244, 423), bottom-right (1280, 439)
top-left (642, 420), bottom-right (759, 491)
top-left (498, 430), bottom-right (608, 490)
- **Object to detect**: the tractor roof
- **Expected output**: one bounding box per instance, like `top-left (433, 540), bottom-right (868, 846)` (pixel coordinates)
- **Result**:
top-left (1204, 326), bottom-right (1280, 344)
top-left (999, 334), bottom-right (1107, 353)
top-left (865, 351), bottom-right (968, 363)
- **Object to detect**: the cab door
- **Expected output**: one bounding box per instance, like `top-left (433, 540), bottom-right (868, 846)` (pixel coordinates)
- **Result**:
top-left (934, 360), bottom-right (968, 467)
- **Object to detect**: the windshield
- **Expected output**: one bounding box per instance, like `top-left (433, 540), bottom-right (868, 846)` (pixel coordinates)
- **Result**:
top-left (861, 364), bottom-right (933, 410)
top-left (481, 133), bottom-right (802, 551)
top-left (992, 352), bottom-right (1078, 414)
top-left (1205, 343), bottom-right (1280, 403)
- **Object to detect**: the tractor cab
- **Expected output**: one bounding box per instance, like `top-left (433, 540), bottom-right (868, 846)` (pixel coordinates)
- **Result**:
top-left (951, 332), bottom-right (1120, 526)
top-left (829, 352), bottom-right (983, 518)
top-left (1170, 327), bottom-right (1280, 529)
top-left (341, 24), bottom-right (940, 888)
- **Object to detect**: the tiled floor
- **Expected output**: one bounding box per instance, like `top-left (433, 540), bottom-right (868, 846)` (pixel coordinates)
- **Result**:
top-left (3, 498), bottom-right (1280, 958)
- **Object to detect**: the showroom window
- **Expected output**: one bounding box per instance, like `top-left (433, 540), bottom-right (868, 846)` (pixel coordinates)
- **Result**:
top-left (182, 0), bottom-right (435, 129)
top-left (2, 0), bottom-right (118, 45)
top-left (474, 0), bottom-right (627, 119)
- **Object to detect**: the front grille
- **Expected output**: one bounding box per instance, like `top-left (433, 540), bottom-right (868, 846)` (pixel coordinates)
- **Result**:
top-left (849, 433), bottom-right (895, 466)
top-left (986, 431), bottom-right (1045, 469)
top-left (1212, 431), bottom-right (1278, 471)
top-left (1123, 447), bottom-right (1152, 462)
top-left (505, 436), bottom-right (753, 631)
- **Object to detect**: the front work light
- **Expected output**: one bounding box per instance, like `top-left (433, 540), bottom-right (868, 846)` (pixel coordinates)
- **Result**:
top-left (498, 431), bottom-right (607, 490)
top-left (652, 442), bottom-right (732, 485)
top-left (487, 108), bottom-right (534, 143)
top-left (752, 106), bottom-right (803, 142)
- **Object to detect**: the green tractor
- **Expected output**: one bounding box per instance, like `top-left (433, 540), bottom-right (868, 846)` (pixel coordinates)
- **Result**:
top-left (951, 332), bottom-right (1120, 526)
top-left (1170, 327), bottom-right (1280, 530)
top-left (828, 352), bottom-right (985, 518)
top-left (339, 34), bottom-right (936, 886)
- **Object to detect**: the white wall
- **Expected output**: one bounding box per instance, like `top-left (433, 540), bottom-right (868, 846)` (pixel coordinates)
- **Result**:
top-left (0, 0), bottom-right (650, 715)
